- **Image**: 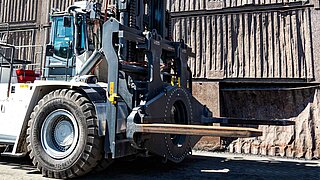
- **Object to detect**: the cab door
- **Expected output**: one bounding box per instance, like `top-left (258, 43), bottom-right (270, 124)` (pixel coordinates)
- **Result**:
top-left (45, 16), bottom-right (75, 80)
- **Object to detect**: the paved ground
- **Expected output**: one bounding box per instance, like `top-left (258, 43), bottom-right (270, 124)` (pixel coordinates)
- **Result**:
top-left (0, 151), bottom-right (320, 180)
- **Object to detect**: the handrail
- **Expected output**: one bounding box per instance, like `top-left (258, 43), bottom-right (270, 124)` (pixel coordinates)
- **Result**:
top-left (0, 43), bottom-right (44, 97)
top-left (0, 43), bottom-right (15, 97)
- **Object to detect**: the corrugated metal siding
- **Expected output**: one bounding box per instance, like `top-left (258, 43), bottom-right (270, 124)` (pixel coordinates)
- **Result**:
top-left (48, 0), bottom-right (77, 12)
top-left (47, 0), bottom-right (106, 14)
top-left (0, 0), bottom-right (38, 23)
top-left (0, 0), bottom-right (108, 65)
top-left (168, 0), bottom-right (304, 11)
top-left (5, 29), bottom-right (36, 45)
top-left (0, 29), bottom-right (42, 65)
top-left (170, 1), bottom-right (315, 80)
top-left (0, 0), bottom-right (106, 23)
top-left (1, 0), bottom-right (315, 80)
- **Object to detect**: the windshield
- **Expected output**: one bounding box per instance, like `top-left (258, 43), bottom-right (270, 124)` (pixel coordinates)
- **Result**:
top-left (53, 16), bottom-right (74, 59)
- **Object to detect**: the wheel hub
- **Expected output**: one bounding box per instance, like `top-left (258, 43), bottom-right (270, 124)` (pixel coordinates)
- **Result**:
top-left (41, 109), bottom-right (79, 159)
top-left (54, 120), bottom-right (74, 148)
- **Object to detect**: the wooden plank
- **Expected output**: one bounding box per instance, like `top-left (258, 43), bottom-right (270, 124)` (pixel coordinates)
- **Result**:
top-left (185, 0), bottom-right (190, 11)
top-left (250, 14), bottom-right (256, 78)
top-left (291, 11), bottom-right (299, 78)
top-left (237, 0), bottom-right (242, 7)
top-left (181, 18), bottom-right (186, 43)
top-left (222, 15), bottom-right (228, 77)
top-left (190, 17), bottom-right (196, 77)
top-left (268, 12), bottom-right (274, 78)
top-left (244, 13), bottom-right (249, 77)
top-left (186, 17), bottom-right (191, 51)
top-left (14, 0), bottom-right (18, 21)
top-left (195, 16), bottom-right (201, 77)
top-left (33, 0), bottom-right (38, 22)
top-left (212, 15), bottom-right (216, 72)
top-left (17, 0), bottom-right (25, 22)
top-left (206, 16), bottom-right (212, 74)
top-left (273, 12), bottom-right (280, 78)
top-left (134, 123), bottom-right (263, 138)
top-left (231, 0), bottom-right (237, 7)
top-left (5, 0), bottom-right (9, 22)
top-left (256, 14), bottom-right (262, 78)
top-left (298, 10), bottom-right (306, 79)
top-left (181, 0), bottom-right (185, 12)
top-left (9, 0), bottom-right (14, 22)
top-left (0, 0), bottom-right (2, 22)
top-left (239, 14), bottom-right (244, 78)
top-left (280, 13), bottom-right (286, 78)
top-left (201, 16), bottom-right (206, 78)
top-left (285, 12), bottom-right (293, 78)
top-left (233, 14), bottom-right (239, 77)
top-left (199, 0), bottom-right (204, 10)
top-left (304, 9), bottom-right (314, 79)
top-left (217, 15), bottom-right (222, 72)
top-left (190, 0), bottom-right (194, 11)
top-left (262, 12), bottom-right (268, 78)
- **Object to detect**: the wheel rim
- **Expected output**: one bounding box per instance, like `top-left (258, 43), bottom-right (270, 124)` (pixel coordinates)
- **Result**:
top-left (41, 109), bottom-right (79, 159)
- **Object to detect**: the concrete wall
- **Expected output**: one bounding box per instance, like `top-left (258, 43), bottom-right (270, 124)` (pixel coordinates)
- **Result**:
top-left (223, 88), bottom-right (320, 159)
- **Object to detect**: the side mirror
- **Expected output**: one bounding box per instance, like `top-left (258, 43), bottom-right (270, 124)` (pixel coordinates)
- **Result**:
top-left (46, 44), bottom-right (54, 56)
top-left (63, 16), bottom-right (71, 27)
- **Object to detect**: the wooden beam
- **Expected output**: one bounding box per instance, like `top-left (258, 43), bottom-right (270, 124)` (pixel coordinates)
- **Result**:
top-left (134, 124), bottom-right (262, 138)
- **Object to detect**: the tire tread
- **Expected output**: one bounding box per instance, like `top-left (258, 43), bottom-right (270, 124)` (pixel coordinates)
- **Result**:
top-left (26, 89), bottom-right (102, 179)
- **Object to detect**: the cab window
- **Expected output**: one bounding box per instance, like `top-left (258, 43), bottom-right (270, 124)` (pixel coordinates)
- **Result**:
top-left (53, 16), bottom-right (74, 59)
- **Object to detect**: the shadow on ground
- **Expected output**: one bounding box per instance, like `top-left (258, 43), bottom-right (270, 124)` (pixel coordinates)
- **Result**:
top-left (0, 156), bottom-right (40, 174)
top-left (83, 155), bottom-right (320, 180)
top-left (0, 154), bottom-right (319, 179)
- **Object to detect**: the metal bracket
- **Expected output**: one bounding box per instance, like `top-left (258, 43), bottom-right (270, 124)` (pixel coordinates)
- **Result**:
top-left (93, 102), bottom-right (108, 136)
top-left (102, 18), bottom-right (121, 157)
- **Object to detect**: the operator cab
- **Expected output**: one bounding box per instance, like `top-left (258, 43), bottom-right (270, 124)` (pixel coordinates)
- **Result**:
top-left (44, 1), bottom-right (102, 81)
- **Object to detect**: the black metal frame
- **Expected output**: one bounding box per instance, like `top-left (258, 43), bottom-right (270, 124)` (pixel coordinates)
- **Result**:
top-left (0, 43), bottom-right (15, 97)
top-left (100, 0), bottom-right (197, 159)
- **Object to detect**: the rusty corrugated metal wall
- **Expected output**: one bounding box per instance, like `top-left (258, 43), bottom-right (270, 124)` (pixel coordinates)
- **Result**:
top-left (0, 0), bottom-right (73, 64)
top-left (0, 0), bottom-right (109, 24)
top-left (0, 0), bottom-right (38, 23)
top-left (3, 0), bottom-right (315, 80)
top-left (0, 0), bottom-right (108, 64)
top-left (0, 0), bottom-right (87, 40)
top-left (169, 0), bottom-right (316, 81)
top-left (168, 0), bottom-right (307, 10)
top-left (169, 0), bottom-right (320, 159)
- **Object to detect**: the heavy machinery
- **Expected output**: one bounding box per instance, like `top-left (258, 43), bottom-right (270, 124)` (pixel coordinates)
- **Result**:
top-left (0, 0), bottom-right (294, 179)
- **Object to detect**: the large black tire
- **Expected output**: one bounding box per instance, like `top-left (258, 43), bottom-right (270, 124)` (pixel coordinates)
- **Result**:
top-left (92, 143), bottom-right (113, 173)
top-left (26, 89), bottom-right (102, 179)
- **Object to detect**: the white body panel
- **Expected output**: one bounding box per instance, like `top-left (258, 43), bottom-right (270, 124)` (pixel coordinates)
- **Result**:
top-left (0, 80), bottom-right (107, 147)
top-left (0, 83), bottom-right (33, 140)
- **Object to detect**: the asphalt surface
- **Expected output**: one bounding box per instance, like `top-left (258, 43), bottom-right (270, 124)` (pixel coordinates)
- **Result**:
top-left (0, 151), bottom-right (319, 180)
